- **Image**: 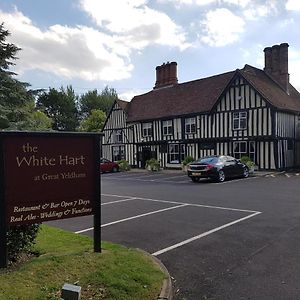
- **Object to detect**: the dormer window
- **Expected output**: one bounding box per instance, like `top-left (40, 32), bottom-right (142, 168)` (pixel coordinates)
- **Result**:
top-left (233, 111), bottom-right (247, 130)
top-left (185, 117), bottom-right (196, 134)
top-left (142, 122), bottom-right (153, 137)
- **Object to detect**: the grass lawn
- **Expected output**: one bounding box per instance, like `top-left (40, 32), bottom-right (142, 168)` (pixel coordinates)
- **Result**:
top-left (0, 225), bottom-right (165, 300)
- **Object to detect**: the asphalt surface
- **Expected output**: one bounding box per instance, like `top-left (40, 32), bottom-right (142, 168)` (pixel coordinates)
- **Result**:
top-left (48, 171), bottom-right (300, 300)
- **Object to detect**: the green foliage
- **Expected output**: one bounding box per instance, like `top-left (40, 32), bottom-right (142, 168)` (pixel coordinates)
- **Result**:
top-left (7, 224), bottom-right (40, 262)
top-left (182, 155), bottom-right (194, 166)
top-left (145, 158), bottom-right (160, 171)
top-left (25, 110), bottom-right (53, 131)
top-left (79, 86), bottom-right (117, 117)
top-left (117, 159), bottom-right (131, 171)
top-left (37, 85), bottom-right (79, 131)
top-left (1, 225), bottom-right (165, 300)
top-left (240, 156), bottom-right (256, 170)
top-left (0, 22), bottom-right (20, 73)
top-left (0, 23), bottom-right (46, 264)
top-left (79, 109), bottom-right (106, 132)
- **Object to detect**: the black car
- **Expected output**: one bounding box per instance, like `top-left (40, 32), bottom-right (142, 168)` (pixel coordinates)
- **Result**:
top-left (187, 155), bottom-right (249, 183)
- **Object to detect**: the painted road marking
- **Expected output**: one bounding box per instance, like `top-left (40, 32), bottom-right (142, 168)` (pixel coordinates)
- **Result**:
top-left (102, 194), bottom-right (259, 213)
top-left (75, 203), bottom-right (188, 234)
top-left (151, 211), bottom-right (262, 256)
top-left (76, 193), bottom-right (262, 255)
top-left (215, 177), bottom-right (257, 184)
top-left (102, 197), bottom-right (137, 206)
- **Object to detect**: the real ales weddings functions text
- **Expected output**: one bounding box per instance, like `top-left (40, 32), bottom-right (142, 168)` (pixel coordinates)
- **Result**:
top-left (5, 137), bottom-right (95, 226)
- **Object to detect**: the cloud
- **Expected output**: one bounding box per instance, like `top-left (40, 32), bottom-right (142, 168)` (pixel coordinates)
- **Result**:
top-left (0, 8), bottom-right (133, 81)
top-left (119, 89), bottom-right (146, 101)
top-left (79, 0), bottom-right (190, 50)
top-left (289, 48), bottom-right (300, 91)
top-left (158, 0), bottom-right (250, 8)
top-left (286, 0), bottom-right (300, 11)
top-left (200, 8), bottom-right (245, 47)
top-left (0, 2), bottom-right (189, 82)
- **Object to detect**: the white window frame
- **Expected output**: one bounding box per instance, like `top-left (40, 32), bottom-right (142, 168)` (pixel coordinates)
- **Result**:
top-left (249, 141), bottom-right (255, 161)
top-left (142, 122), bottom-right (153, 137)
top-left (233, 111), bottom-right (247, 130)
top-left (168, 143), bottom-right (185, 164)
top-left (233, 141), bottom-right (247, 159)
top-left (162, 120), bottom-right (173, 136)
top-left (185, 117), bottom-right (196, 134)
top-left (112, 145), bottom-right (125, 161)
top-left (114, 129), bottom-right (123, 143)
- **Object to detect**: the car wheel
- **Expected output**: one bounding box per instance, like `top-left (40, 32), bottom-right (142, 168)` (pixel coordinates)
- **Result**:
top-left (112, 167), bottom-right (118, 173)
top-left (216, 170), bottom-right (225, 182)
top-left (242, 167), bottom-right (249, 178)
top-left (191, 177), bottom-right (200, 183)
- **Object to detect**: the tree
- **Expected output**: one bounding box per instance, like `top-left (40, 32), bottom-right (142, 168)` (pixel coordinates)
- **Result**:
top-left (79, 109), bottom-right (106, 132)
top-left (0, 22), bottom-right (20, 74)
top-left (37, 85), bottom-right (79, 131)
top-left (0, 23), bottom-right (46, 130)
top-left (79, 86), bottom-right (117, 118)
top-left (0, 23), bottom-right (49, 264)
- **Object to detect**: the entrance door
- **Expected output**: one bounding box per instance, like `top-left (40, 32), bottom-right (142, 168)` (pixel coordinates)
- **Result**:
top-left (141, 148), bottom-right (152, 168)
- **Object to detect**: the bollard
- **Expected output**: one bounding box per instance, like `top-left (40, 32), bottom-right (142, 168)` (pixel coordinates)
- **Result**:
top-left (61, 283), bottom-right (81, 300)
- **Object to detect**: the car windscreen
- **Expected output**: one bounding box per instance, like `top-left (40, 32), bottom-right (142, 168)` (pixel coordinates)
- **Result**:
top-left (197, 157), bottom-right (219, 164)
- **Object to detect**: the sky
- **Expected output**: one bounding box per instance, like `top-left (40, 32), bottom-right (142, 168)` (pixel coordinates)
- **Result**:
top-left (1, 0), bottom-right (300, 101)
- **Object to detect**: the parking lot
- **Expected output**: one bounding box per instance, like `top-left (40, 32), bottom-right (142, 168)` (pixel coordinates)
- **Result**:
top-left (48, 170), bottom-right (300, 300)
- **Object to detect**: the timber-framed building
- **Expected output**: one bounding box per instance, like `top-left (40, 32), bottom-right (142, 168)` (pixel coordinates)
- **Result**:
top-left (103, 43), bottom-right (300, 170)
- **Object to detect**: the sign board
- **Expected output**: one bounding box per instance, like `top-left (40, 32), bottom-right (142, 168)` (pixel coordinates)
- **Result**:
top-left (0, 131), bottom-right (102, 267)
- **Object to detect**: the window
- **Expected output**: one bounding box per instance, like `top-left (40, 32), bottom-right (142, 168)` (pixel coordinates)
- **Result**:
top-left (233, 111), bottom-right (247, 130)
top-left (168, 143), bottom-right (185, 164)
top-left (233, 141), bottom-right (247, 159)
top-left (249, 141), bottom-right (255, 161)
top-left (185, 117), bottom-right (196, 134)
top-left (287, 140), bottom-right (294, 150)
top-left (142, 122), bottom-right (152, 137)
top-left (112, 145), bottom-right (125, 161)
top-left (114, 130), bottom-right (123, 143)
top-left (162, 120), bottom-right (173, 136)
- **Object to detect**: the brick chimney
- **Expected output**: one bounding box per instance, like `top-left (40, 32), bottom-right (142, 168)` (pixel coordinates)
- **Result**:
top-left (154, 61), bottom-right (178, 89)
top-left (264, 43), bottom-right (289, 94)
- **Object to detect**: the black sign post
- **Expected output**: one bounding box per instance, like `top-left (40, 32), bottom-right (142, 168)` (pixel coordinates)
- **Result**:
top-left (0, 140), bottom-right (8, 268)
top-left (93, 135), bottom-right (101, 253)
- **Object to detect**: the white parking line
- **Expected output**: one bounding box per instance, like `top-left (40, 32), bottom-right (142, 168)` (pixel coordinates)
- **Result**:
top-left (76, 193), bottom-right (262, 255)
top-left (285, 174), bottom-right (291, 178)
top-left (102, 172), bottom-right (146, 178)
top-left (75, 203), bottom-right (188, 234)
top-left (101, 197), bottom-right (137, 206)
top-left (136, 173), bottom-right (173, 179)
top-left (215, 177), bottom-right (257, 184)
top-left (151, 211), bottom-right (261, 256)
top-left (101, 193), bottom-right (259, 213)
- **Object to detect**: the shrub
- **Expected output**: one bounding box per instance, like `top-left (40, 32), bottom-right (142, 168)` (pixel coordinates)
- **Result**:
top-left (240, 156), bottom-right (256, 170)
top-left (117, 159), bottom-right (131, 171)
top-left (182, 156), bottom-right (194, 166)
top-left (145, 158), bottom-right (160, 171)
top-left (7, 224), bottom-right (40, 263)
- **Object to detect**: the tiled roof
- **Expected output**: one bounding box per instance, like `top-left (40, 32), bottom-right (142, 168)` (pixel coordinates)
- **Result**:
top-left (127, 71), bottom-right (235, 122)
top-left (126, 65), bottom-right (300, 122)
top-left (239, 65), bottom-right (300, 112)
top-left (116, 99), bottom-right (129, 112)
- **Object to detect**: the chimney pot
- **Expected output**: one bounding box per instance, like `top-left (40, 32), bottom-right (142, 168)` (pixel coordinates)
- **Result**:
top-left (154, 61), bottom-right (178, 89)
top-left (264, 43), bottom-right (289, 94)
